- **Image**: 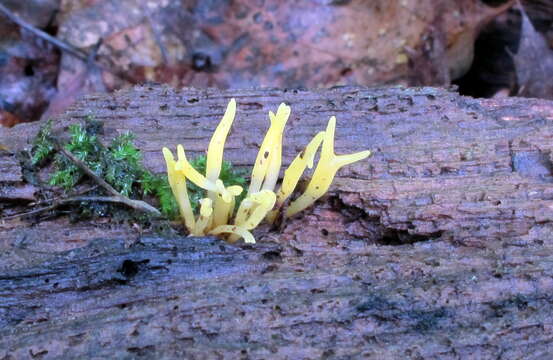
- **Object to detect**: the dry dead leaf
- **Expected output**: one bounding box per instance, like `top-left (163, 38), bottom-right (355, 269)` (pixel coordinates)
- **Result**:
top-left (0, 109), bottom-right (23, 128)
top-left (513, 5), bottom-right (553, 99)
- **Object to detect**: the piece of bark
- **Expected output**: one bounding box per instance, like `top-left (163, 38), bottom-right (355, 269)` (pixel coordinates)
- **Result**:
top-left (0, 152), bottom-right (23, 183)
top-left (1, 85), bottom-right (553, 358)
top-left (0, 152), bottom-right (36, 201)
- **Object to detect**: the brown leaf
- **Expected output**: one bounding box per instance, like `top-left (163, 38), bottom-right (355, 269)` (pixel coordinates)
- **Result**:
top-left (41, 69), bottom-right (88, 121)
top-left (513, 6), bottom-right (553, 99)
top-left (0, 109), bottom-right (24, 128)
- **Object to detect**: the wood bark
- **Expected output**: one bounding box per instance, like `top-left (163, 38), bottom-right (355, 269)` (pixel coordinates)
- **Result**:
top-left (1, 86), bottom-right (553, 358)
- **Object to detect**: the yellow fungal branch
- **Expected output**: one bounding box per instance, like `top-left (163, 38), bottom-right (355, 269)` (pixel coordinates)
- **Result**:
top-left (261, 104), bottom-right (291, 192)
top-left (209, 225), bottom-right (255, 244)
top-left (162, 99), bottom-right (371, 244)
top-left (212, 185), bottom-right (242, 228)
top-left (248, 103), bottom-right (290, 195)
top-left (285, 117), bottom-right (371, 218)
top-left (173, 145), bottom-right (233, 202)
top-left (242, 190), bottom-right (276, 229)
top-left (206, 99), bottom-right (236, 201)
top-left (192, 198), bottom-right (213, 236)
top-left (162, 147), bottom-right (195, 232)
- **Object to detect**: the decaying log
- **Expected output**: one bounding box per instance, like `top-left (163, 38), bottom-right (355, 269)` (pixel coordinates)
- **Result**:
top-left (3, 85), bottom-right (553, 244)
top-left (1, 85), bottom-right (553, 358)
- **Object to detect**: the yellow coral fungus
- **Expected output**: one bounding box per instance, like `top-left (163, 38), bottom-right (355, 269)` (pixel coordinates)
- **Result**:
top-left (162, 98), bottom-right (371, 244)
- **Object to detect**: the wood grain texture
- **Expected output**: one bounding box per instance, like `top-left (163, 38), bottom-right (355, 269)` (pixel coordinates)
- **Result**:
top-left (1, 234), bottom-right (553, 359)
top-left (0, 153), bottom-right (36, 201)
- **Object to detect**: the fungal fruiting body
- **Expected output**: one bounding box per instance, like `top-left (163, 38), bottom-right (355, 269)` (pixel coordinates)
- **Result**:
top-left (163, 99), bottom-right (371, 243)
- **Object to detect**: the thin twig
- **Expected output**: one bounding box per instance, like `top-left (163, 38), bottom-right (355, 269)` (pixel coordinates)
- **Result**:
top-left (143, 7), bottom-right (168, 64)
top-left (0, 3), bottom-right (88, 61)
top-left (87, 39), bottom-right (108, 92)
top-left (29, 185), bottom-right (99, 207)
top-left (54, 142), bottom-right (161, 216)
top-left (56, 145), bottom-right (119, 196)
top-left (2, 203), bottom-right (57, 220)
top-left (2, 195), bottom-right (155, 220)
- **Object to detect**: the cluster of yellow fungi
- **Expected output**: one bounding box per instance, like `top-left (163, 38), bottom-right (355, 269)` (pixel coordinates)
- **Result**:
top-left (162, 99), bottom-right (371, 244)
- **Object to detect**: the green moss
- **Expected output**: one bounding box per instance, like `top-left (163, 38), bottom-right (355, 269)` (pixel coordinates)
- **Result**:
top-left (31, 119), bottom-right (55, 165)
top-left (140, 171), bottom-right (178, 219)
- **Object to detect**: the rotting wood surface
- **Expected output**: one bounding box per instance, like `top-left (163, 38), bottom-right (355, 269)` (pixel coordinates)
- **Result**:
top-left (1, 86), bottom-right (553, 358)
